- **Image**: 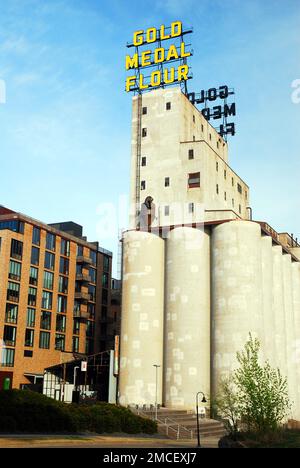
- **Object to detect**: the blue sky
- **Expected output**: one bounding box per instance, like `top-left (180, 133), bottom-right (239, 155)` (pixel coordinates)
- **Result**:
top-left (0, 0), bottom-right (299, 276)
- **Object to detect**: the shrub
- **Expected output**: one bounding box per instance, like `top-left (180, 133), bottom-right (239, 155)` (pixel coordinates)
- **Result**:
top-left (0, 390), bottom-right (157, 435)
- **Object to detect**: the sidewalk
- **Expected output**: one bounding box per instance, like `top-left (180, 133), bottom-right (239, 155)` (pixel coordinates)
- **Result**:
top-left (0, 433), bottom-right (219, 448)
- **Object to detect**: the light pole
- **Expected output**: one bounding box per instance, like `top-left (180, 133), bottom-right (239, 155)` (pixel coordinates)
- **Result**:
top-left (153, 364), bottom-right (161, 420)
top-left (196, 391), bottom-right (207, 448)
top-left (73, 366), bottom-right (80, 389)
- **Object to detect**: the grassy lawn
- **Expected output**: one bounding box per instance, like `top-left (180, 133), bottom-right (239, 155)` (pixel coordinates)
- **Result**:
top-left (241, 430), bottom-right (300, 448)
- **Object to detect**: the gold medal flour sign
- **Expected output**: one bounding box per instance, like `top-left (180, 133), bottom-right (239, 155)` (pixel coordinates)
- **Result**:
top-left (125, 21), bottom-right (193, 93)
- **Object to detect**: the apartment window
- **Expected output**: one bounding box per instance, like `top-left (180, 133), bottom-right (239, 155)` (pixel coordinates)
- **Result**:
top-left (9, 261), bottom-right (21, 281)
top-left (28, 287), bottom-right (37, 306)
top-left (245, 190), bottom-right (248, 200)
top-left (103, 255), bottom-right (110, 272)
top-left (224, 192), bottom-right (227, 201)
top-left (43, 271), bottom-right (54, 290)
top-left (42, 291), bottom-right (52, 310)
top-left (74, 301), bottom-right (81, 314)
top-left (7, 282), bottom-right (20, 303)
top-left (46, 232), bottom-right (56, 251)
top-left (77, 245), bottom-right (83, 257)
top-left (5, 304), bottom-right (18, 324)
top-left (24, 350), bottom-right (33, 358)
top-left (102, 288), bottom-right (108, 305)
top-left (101, 306), bottom-right (107, 319)
top-left (88, 284), bottom-right (96, 302)
top-left (40, 311), bottom-right (51, 330)
top-left (201, 124), bottom-right (204, 132)
top-left (239, 204), bottom-right (242, 214)
top-left (189, 203), bottom-right (194, 214)
top-left (216, 184), bottom-right (219, 194)
top-left (56, 314), bottom-right (66, 333)
top-left (10, 239), bottom-right (23, 261)
top-left (32, 227), bottom-right (40, 246)
top-left (39, 331), bottom-right (50, 349)
top-left (86, 321), bottom-right (95, 338)
top-left (237, 183), bottom-right (242, 194)
top-left (29, 267), bottom-right (38, 286)
top-left (73, 319), bottom-right (80, 335)
top-left (216, 161), bottom-right (218, 172)
top-left (89, 268), bottom-right (96, 284)
top-left (0, 220), bottom-right (23, 233)
top-left (224, 170), bottom-right (227, 179)
top-left (58, 276), bottom-right (68, 294)
top-left (209, 133), bottom-right (212, 141)
top-left (55, 334), bottom-right (65, 351)
top-left (193, 135), bottom-right (195, 141)
top-left (142, 128), bottom-right (147, 137)
top-left (165, 177), bottom-right (170, 187)
top-left (85, 339), bottom-right (94, 355)
top-left (1, 348), bottom-right (15, 367)
top-left (102, 273), bottom-right (109, 288)
top-left (164, 205), bottom-right (170, 216)
top-left (188, 149), bottom-right (194, 160)
top-left (57, 295), bottom-right (67, 313)
top-left (60, 239), bottom-right (70, 257)
top-left (26, 308), bottom-right (36, 328)
top-left (232, 177), bottom-right (234, 187)
top-left (166, 102), bottom-right (171, 110)
top-left (142, 106), bottom-right (147, 115)
top-left (88, 303), bottom-right (95, 319)
top-left (141, 180), bottom-right (146, 190)
top-left (44, 252), bottom-right (55, 271)
top-left (141, 156), bottom-right (147, 166)
top-left (217, 141), bottom-right (219, 149)
top-left (3, 325), bottom-right (16, 346)
top-left (24, 329), bottom-right (34, 347)
top-left (31, 247), bottom-right (40, 266)
top-left (59, 257), bottom-right (69, 275)
top-left (73, 337), bottom-right (79, 353)
top-left (193, 115), bottom-right (195, 123)
top-left (188, 172), bottom-right (200, 188)
top-left (90, 250), bottom-right (97, 265)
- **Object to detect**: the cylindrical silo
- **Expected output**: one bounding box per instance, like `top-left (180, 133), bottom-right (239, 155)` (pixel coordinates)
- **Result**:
top-left (292, 262), bottom-right (300, 421)
top-left (164, 227), bottom-right (210, 410)
top-left (211, 221), bottom-right (264, 397)
top-left (119, 230), bottom-right (165, 406)
top-left (282, 254), bottom-right (297, 418)
top-left (272, 246), bottom-right (288, 381)
top-left (261, 236), bottom-right (276, 367)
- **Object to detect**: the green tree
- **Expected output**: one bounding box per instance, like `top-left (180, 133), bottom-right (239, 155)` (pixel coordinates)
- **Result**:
top-left (213, 377), bottom-right (240, 440)
top-left (234, 334), bottom-right (290, 434)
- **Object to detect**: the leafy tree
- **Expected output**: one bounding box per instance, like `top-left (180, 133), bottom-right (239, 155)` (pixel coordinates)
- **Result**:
top-left (214, 335), bottom-right (290, 438)
top-left (234, 334), bottom-right (290, 434)
top-left (213, 377), bottom-right (240, 440)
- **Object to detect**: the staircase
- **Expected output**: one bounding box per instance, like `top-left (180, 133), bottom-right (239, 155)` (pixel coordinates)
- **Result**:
top-left (131, 406), bottom-right (226, 440)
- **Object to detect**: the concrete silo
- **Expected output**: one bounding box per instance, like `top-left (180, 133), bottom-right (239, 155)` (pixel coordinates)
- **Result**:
top-left (292, 262), bottom-right (300, 420)
top-left (118, 230), bottom-right (165, 406)
top-left (163, 227), bottom-right (210, 409)
top-left (211, 220), bottom-right (264, 395)
top-left (261, 236), bottom-right (276, 367)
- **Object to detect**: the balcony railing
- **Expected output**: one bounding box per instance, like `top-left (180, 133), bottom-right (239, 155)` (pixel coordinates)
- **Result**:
top-left (76, 256), bottom-right (93, 265)
top-left (76, 273), bottom-right (92, 283)
top-left (74, 291), bottom-right (91, 301)
top-left (73, 309), bottom-right (89, 320)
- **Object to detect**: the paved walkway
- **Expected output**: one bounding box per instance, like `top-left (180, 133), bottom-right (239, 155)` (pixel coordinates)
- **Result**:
top-left (0, 433), bottom-right (219, 448)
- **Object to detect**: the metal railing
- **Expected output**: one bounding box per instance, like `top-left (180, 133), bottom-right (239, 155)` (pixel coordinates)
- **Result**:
top-left (130, 405), bottom-right (194, 440)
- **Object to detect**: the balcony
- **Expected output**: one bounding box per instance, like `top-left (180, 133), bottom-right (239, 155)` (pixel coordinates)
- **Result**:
top-left (76, 273), bottom-right (92, 283)
top-left (74, 291), bottom-right (91, 301)
top-left (76, 255), bottom-right (93, 265)
top-left (73, 308), bottom-right (89, 320)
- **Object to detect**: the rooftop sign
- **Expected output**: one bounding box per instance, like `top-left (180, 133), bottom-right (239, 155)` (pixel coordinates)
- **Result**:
top-left (125, 21), bottom-right (193, 93)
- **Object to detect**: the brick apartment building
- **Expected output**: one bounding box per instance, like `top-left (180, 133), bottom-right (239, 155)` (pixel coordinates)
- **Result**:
top-left (0, 206), bottom-right (114, 390)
